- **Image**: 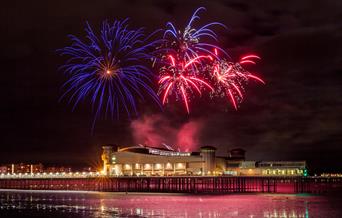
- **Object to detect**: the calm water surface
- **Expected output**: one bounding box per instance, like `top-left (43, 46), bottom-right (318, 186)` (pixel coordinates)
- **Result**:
top-left (0, 190), bottom-right (341, 217)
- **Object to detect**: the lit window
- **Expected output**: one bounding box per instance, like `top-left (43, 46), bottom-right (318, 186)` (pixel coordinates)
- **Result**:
top-left (155, 164), bottom-right (162, 170)
top-left (165, 163), bottom-right (173, 170)
top-left (124, 164), bottom-right (131, 170)
top-left (144, 164), bottom-right (151, 170)
top-left (176, 163), bottom-right (185, 169)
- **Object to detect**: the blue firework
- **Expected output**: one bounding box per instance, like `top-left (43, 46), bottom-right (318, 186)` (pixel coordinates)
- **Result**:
top-left (163, 7), bottom-right (227, 61)
top-left (59, 19), bottom-right (160, 128)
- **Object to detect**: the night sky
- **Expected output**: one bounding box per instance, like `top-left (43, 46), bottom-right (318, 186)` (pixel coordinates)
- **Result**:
top-left (2, 0), bottom-right (341, 172)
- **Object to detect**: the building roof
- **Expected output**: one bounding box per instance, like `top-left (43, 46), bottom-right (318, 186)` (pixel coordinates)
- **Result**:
top-left (118, 145), bottom-right (191, 157)
top-left (119, 147), bottom-right (150, 154)
top-left (200, 146), bottom-right (217, 151)
top-left (119, 145), bottom-right (173, 152)
top-left (230, 148), bottom-right (246, 152)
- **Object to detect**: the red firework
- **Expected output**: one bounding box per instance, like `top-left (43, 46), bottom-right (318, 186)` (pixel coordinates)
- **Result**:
top-left (159, 55), bottom-right (214, 113)
top-left (211, 54), bottom-right (265, 110)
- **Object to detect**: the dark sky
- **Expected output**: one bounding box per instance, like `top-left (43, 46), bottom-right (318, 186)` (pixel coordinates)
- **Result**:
top-left (1, 0), bottom-right (341, 172)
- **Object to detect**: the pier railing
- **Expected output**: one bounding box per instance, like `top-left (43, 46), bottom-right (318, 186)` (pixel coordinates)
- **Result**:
top-left (0, 176), bottom-right (341, 194)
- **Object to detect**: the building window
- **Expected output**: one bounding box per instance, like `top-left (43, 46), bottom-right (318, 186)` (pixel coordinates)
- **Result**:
top-left (165, 163), bottom-right (173, 170)
top-left (124, 164), bottom-right (131, 170)
top-left (154, 163), bottom-right (162, 170)
top-left (144, 164), bottom-right (151, 170)
top-left (176, 163), bottom-right (185, 170)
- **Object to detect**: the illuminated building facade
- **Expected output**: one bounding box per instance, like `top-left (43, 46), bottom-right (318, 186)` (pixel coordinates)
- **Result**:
top-left (0, 163), bottom-right (44, 174)
top-left (224, 149), bottom-right (306, 176)
top-left (45, 166), bottom-right (72, 173)
top-left (225, 160), bottom-right (306, 176)
top-left (0, 164), bottom-right (75, 175)
top-left (102, 145), bottom-right (212, 176)
top-left (101, 145), bottom-right (307, 177)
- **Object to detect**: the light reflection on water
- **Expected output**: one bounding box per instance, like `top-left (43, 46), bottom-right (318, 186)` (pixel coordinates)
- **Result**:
top-left (0, 190), bottom-right (341, 217)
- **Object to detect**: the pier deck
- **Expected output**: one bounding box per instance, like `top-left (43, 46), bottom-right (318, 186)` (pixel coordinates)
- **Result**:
top-left (1, 176), bottom-right (341, 194)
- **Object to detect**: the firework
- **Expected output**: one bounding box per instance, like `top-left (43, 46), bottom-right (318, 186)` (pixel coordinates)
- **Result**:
top-left (157, 7), bottom-right (228, 113)
top-left (159, 55), bottom-right (214, 113)
top-left (58, 19), bottom-right (160, 128)
top-left (211, 54), bottom-right (265, 110)
top-left (163, 7), bottom-right (227, 62)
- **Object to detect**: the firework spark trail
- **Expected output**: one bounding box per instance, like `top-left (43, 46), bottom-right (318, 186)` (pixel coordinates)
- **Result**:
top-left (211, 53), bottom-right (265, 110)
top-left (239, 55), bottom-right (265, 84)
top-left (184, 55), bottom-right (213, 68)
top-left (163, 7), bottom-right (227, 62)
top-left (180, 86), bottom-right (189, 113)
top-left (58, 19), bottom-right (161, 130)
top-left (158, 55), bottom-right (214, 113)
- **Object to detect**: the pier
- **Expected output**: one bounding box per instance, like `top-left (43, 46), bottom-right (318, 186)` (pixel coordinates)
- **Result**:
top-left (0, 176), bottom-right (341, 194)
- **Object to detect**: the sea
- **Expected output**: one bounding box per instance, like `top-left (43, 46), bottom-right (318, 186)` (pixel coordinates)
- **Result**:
top-left (0, 189), bottom-right (341, 217)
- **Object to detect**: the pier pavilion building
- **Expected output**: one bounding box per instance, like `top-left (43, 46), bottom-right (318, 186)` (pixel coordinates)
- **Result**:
top-left (101, 145), bottom-right (306, 177)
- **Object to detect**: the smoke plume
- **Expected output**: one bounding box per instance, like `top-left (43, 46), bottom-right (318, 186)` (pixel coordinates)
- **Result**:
top-left (130, 114), bottom-right (204, 151)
